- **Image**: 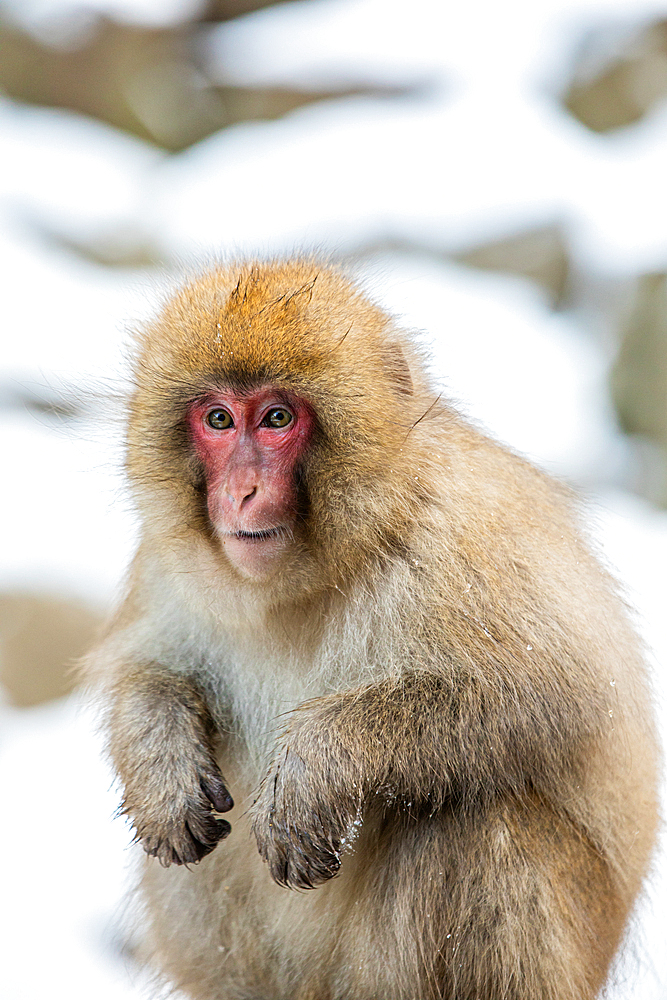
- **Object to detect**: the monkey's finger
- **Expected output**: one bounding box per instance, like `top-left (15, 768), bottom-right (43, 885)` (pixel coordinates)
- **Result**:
top-left (187, 811), bottom-right (232, 848)
top-left (288, 843), bottom-right (341, 890)
top-left (142, 834), bottom-right (201, 867)
top-left (269, 844), bottom-right (341, 890)
top-left (201, 774), bottom-right (234, 812)
top-left (164, 819), bottom-right (232, 866)
top-left (214, 817), bottom-right (232, 838)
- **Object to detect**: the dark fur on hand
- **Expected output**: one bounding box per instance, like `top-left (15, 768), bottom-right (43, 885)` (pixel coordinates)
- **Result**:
top-left (251, 709), bottom-right (363, 888)
top-left (108, 669), bottom-right (233, 866)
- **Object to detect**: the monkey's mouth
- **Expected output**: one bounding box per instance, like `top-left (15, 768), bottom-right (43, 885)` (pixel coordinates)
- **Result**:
top-left (222, 526), bottom-right (291, 577)
top-left (233, 528), bottom-right (283, 542)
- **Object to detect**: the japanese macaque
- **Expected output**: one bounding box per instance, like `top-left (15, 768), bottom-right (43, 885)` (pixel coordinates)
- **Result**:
top-left (88, 260), bottom-right (658, 1000)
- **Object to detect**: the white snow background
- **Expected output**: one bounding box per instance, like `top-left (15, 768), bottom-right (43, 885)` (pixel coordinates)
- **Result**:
top-left (1, 0), bottom-right (667, 996)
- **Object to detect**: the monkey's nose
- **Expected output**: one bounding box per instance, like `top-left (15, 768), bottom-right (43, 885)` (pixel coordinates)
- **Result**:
top-left (228, 484), bottom-right (257, 507)
top-left (241, 486), bottom-right (257, 506)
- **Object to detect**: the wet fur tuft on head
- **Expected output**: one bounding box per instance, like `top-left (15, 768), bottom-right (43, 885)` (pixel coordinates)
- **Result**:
top-left (126, 259), bottom-right (441, 590)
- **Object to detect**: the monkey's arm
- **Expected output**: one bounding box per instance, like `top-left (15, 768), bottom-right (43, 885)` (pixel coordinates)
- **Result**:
top-left (251, 667), bottom-right (604, 889)
top-left (105, 665), bottom-right (233, 866)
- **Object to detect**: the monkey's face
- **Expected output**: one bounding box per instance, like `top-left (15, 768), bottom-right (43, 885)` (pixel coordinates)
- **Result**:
top-left (188, 387), bottom-right (315, 579)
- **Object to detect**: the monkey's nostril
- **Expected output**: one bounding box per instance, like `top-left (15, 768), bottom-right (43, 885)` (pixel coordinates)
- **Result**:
top-left (226, 485), bottom-right (257, 506)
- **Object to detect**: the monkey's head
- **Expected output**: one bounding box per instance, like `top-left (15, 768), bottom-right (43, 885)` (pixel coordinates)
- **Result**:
top-left (127, 261), bottom-right (436, 590)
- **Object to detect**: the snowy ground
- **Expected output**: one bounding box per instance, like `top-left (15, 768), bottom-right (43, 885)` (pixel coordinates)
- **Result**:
top-left (1, 0), bottom-right (667, 997)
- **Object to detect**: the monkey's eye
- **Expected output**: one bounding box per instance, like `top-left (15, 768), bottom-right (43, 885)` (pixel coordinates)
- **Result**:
top-left (206, 408), bottom-right (234, 429)
top-left (263, 407), bottom-right (293, 428)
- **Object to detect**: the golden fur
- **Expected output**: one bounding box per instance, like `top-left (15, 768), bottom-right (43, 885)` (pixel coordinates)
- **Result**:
top-left (87, 260), bottom-right (659, 999)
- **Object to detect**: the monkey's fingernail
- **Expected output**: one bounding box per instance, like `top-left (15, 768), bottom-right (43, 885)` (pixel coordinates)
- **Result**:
top-left (208, 791), bottom-right (233, 811)
top-left (217, 791), bottom-right (234, 812)
top-left (202, 778), bottom-right (234, 812)
top-left (216, 819), bottom-right (232, 839)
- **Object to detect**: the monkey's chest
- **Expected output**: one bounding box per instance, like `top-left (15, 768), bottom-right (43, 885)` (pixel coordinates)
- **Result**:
top-left (213, 643), bottom-right (323, 758)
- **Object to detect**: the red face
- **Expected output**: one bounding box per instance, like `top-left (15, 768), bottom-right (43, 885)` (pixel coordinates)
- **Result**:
top-left (188, 388), bottom-right (314, 578)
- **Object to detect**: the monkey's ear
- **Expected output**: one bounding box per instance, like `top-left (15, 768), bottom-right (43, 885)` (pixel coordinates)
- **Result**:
top-left (382, 344), bottom-right (413, 395)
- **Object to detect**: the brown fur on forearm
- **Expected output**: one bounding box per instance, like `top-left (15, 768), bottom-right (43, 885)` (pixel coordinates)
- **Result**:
top-left (250, 665), bottom-right (602, 888)
top-left (107, 667), bottom-right (233, 865)
top-left (288, 670), bottom-right (597, 802)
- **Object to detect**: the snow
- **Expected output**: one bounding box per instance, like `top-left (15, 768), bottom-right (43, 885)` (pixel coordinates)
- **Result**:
top-left (1, 0), bottom-right (667, 997)
top-left (0, 409), bottom-right (137, 602)
top-left (0, 698), bottom-right (146, 1000)
top-left (0, 100), bottom-right (162, 244)
top-left (0, 0), bottom-right (203, 32)
top-left (360, 255), bottom-right (622, 484)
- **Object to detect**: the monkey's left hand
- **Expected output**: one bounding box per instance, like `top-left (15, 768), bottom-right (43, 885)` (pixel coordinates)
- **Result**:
top-left (251, 707), bottom-right (362, 890)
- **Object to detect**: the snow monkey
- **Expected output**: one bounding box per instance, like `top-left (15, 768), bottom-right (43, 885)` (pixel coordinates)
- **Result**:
top-left (89, 260), bottom-right (658, 1000)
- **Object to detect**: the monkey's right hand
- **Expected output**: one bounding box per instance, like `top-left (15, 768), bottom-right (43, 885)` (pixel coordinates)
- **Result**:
top-left (108, 670), bottom-right (235, 866)
top-left (126, 754), bottom-right (234, 867)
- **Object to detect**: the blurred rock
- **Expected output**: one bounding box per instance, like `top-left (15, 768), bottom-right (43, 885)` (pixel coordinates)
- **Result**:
top-left (611, 272), bottom-right (667, 505)
top-left (351, 226), bottom-right (571, 307)
top-left (200, 0), bottom-right (299, 21)
top-left (0, 11), bottom-right (408, 152)
top-left (0, 592), bottom-right (103, 706)
top-left (564, 20), bottom-right (667, 132)
top-left (455, 224), bottom-right (571, 307)
top-left (34, 223), bottom-right (161, 268)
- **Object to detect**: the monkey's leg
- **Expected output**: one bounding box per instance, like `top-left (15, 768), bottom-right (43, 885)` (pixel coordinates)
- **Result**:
top-left (107, 666), bottom-right (233, 865)
top-left (354, 794), bottom-right (628, 1000)
top-left (136, 790), bottom-right (627, 1000)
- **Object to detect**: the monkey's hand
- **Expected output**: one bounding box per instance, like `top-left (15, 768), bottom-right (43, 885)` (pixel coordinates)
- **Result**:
top-left (250, 708), bottom-right (362, 889)
top-left (130, 754), bottom-right (234, 867)
top-left (110, 671), bottom-right (234, 867)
